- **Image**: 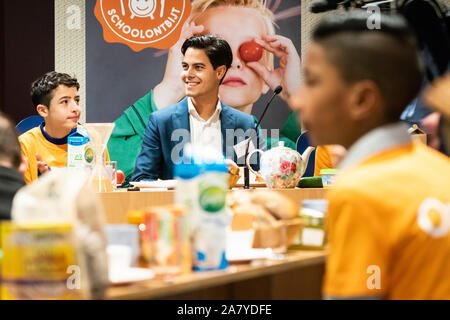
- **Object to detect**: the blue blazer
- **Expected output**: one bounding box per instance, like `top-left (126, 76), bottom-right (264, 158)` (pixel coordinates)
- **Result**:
top-left (131, 97), bottom-right (264, 181)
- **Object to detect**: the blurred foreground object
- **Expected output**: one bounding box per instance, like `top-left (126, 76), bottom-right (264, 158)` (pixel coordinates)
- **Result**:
top-left (0, 112), bottom-right (26, 220)
top-left (2, 169), bottom-right (108, 299)
top-left (228, 190), bottom-right (303, 251)
top-left (423, 73), bottom-right (450, 119)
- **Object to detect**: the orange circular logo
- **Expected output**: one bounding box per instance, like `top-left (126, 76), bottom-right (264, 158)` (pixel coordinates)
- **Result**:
top-left (94, 0), bottom-right (191, 51)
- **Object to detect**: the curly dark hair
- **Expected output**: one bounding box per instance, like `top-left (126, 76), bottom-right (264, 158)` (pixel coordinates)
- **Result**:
top-left (31, 71), bottom-right (80, 109)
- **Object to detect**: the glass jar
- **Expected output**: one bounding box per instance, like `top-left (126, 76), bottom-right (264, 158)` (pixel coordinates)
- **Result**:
top-left (290, 200), bottom-right (327, 250)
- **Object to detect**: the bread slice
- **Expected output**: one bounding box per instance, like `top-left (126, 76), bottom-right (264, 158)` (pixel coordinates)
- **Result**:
top-left (250, 190), bottom-right (299, 220)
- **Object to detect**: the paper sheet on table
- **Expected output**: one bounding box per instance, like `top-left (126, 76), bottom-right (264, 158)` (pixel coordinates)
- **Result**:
top-left (129, 180), bottom-right (177, 189)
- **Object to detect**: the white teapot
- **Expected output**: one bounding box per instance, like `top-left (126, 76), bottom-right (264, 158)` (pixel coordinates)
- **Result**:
top-left (246, 141), bottom-right (315, 189)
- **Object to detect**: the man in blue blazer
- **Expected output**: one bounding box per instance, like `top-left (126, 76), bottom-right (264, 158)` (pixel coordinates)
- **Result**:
top-left (132, 35), bottom-right (264, 181)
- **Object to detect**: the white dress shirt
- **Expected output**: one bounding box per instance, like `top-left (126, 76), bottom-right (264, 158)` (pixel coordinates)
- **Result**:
top-left (188, 97), bottom-right (223, 156)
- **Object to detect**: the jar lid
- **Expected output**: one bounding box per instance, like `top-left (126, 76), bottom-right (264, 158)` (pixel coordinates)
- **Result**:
top-left (320, 169), bottom-right (338, 174)
top-left (302, 199), bottom-right (328, 213)
top-left (300, 207), bottom-right (325, 219)
top-left (127, 210), bottom-right (145, 225)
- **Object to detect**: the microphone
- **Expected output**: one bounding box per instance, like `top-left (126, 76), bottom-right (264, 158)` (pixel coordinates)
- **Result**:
top-left (310, 0), bottom-right (339, 13)
top-left (273, 85), bottom-right (283, 95)
top-left (243, 85), bottom-right (283, 189)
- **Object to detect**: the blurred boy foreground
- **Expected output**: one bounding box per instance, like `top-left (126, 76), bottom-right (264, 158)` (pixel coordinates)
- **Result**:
top-left (0, 113), bottom-right (26, 220)
top-left (290, 11), bottom-right (450, 299)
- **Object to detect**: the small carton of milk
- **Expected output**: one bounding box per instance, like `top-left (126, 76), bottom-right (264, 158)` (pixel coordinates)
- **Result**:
top-left (67, 131), bottom-right (92, 169)
top-left (408, 124), bottom-right (427, 145)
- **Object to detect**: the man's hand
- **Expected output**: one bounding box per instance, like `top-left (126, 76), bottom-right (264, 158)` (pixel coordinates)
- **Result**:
top-left (153, 21), bottom-right (204, 109)
top-left (246, 35), bottom-right (302, 103)
top-left (421, 112), bottom-right (442, 150)
top-left (36, 153), bottom-right (50, 175)
top-left (330, 145), bottom-right (347, 168)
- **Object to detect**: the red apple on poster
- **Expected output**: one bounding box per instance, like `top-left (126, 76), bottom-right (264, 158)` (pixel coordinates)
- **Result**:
top-left (116, 170), bottom-right (125, 185)
top-left (239, 40), bottom-right (263, 62)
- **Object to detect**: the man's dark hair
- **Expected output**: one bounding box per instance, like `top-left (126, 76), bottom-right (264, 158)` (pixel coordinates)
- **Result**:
top-left (31, 71), bottom-right (80, 108)
top-left (0, 112), bottom-right (22, 169)
top-left (312, 11), bottom-right (425, 122)
top-left (181, 34), bottom-right (233, 84)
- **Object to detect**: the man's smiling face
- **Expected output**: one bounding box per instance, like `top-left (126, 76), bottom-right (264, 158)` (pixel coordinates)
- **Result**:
top-left (181, 47), bottom-right (224, 99)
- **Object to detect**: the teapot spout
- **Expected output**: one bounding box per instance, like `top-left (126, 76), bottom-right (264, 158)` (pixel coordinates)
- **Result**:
top-left (300, 146), bottom-right (315, 176)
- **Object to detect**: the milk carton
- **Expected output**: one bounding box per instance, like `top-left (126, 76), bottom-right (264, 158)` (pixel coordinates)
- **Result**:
top-left (174, 145), bottom-right (230, 271)
top-left (67, 131), bottom-right (92, 169)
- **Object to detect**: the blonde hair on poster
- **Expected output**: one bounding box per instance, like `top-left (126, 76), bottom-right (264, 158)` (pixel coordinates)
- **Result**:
top-left (189, 0), bottom-right (276, 70)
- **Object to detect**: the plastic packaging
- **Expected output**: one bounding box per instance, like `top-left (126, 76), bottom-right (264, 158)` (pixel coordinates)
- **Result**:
top-left (4, 168), bottom-right (109, 299)
top-left (174, 144), bottom-right (230, 271)
top-left (67, 130), bottom-right (92, 169)
top-left (142, 205), bottom-right (191, 278)
top-left (320, 169), bottom-right (339, 188)
top-left (290, 200), bottom-right (328, 250)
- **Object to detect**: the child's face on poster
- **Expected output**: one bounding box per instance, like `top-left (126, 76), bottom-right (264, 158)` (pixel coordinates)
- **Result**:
top-left (194, 6), bottom-right (270, 110)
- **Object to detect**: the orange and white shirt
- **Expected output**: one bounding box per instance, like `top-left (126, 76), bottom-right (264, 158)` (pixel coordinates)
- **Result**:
top-left (323, 122), bottom-right (450, 300)
top-left (18, 123), bottom-right (110, 184)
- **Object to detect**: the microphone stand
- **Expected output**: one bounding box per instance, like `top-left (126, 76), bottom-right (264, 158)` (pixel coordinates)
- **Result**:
top-left (244, 86), bottom-right (282, 189)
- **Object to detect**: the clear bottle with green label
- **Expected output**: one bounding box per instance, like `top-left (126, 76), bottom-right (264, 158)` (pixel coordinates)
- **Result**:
top-left (175, 145), bottom-right (230, 271)
top-left (193, 160), bottom-right (229, 271)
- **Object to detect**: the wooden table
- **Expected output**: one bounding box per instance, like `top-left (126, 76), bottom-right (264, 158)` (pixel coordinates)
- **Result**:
top-left (99, 188), bottom-right (327, 224)
top-left (106, 250), bottom-right (326, 300)
top-left (100, 188), bottom-right (328, 299)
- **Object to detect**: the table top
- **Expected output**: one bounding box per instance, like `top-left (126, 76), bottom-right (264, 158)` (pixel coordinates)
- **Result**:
top-left (99, 188), bottom-right (328, 224)
top-left (106, 249), bottom-right (327, 300)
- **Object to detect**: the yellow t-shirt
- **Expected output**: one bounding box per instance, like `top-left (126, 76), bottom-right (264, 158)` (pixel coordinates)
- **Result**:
top-left (314, 145), bottom-right (333, 176)
top-left (323, 142), bottom-right (450, 299)
top-left (18, 125), bottom-right (110, 184)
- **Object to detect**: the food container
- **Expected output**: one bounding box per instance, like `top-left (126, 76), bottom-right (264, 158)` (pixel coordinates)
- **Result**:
top-left (0, 222), bottom-right (86, 299)
top-left (142, 205), bottom-right (191, 278)
top-left (105, 224), bottom-right (139, 267)
top-left (320, 169), bottom-right (338, 188)
top-left (290, 200), bottom-right (327, 250)
top-left (127, 210), bottom-right (147, 266)
top-left (253, 218), bottom-right (303, 253)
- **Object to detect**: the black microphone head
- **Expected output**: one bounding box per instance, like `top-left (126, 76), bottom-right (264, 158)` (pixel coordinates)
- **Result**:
top-left (274, 85), bottom-right (283, 94)
top-left (310, 0), bottom-right (339, 13)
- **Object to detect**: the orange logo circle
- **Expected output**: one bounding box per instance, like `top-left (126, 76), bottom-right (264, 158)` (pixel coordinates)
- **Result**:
top-left (94, 0), bottom-right (191, 51)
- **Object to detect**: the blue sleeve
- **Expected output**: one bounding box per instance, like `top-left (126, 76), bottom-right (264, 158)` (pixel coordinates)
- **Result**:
top-left (130, 114), bottom-right (162, 181)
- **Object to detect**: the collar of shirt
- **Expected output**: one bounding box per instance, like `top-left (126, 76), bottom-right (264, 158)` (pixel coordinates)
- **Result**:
top-left (40, 122), bottom-right (77, 145)
top-left (338, 121), bottom-right (412, 170)
top-left (187, 97), bottom-right (222, 125)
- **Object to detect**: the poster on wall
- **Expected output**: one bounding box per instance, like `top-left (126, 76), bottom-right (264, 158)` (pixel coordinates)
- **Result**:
top-left (87, 0), bottom-right (302, 176)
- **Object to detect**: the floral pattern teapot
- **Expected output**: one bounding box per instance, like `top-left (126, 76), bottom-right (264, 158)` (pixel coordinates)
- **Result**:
top-left (246, 141), bottom-right (315, 188)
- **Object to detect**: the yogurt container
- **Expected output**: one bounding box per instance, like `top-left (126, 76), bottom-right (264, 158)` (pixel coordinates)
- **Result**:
top-left (320, 169), bottom-right (338, 188)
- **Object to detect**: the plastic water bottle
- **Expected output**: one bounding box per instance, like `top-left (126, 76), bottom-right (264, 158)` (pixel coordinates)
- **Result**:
top-left (174, 156), bottom-right (201, 237)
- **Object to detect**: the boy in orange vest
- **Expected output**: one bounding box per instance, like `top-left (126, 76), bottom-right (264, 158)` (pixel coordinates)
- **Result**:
top-left (290, 11), bottom-right (450, 299)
